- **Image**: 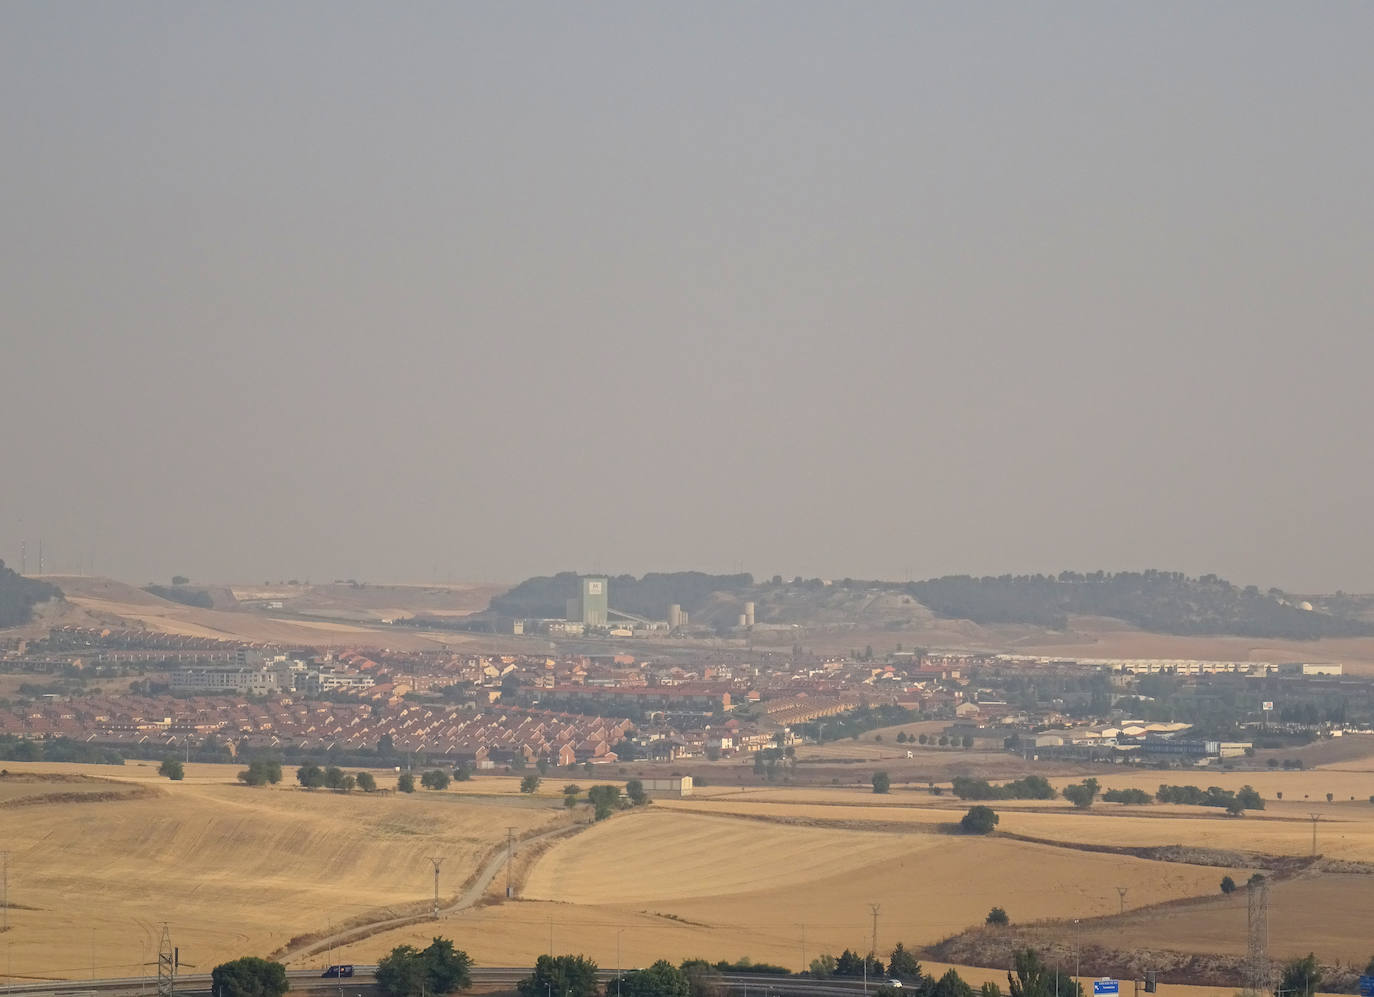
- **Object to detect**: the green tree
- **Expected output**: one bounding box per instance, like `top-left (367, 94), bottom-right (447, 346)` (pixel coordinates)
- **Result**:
top-left (887, 944), bottom-right (921, 981)
top-left (986, 906), bottom-right (1009, 926)
top-left (211, 957), bottom-right (289, 997)
top-left (516, 955), bottom-right (599, 997)
top-left (1008, 948), bottom-right (1083, 997)
top-left (296, 764), bottom-right (325, 789)
top-left (1220, 875), bottom-right (1236, 894)
top-left (1063, 779), bottom-right (1099, 809)
top-left (1277, 954), bottom-right (1321, 997)
top-left (587, 784), bottom-right (621, 820)
top-left (236, 758), bottom-right (282, 786)
top-left (981, 984), bottom-right (1001, 997)
top-left (356, 771), bottom-right (377, 792)
top-left (626, 779), bottom-right (648, 805)
top-left (376, 938), bottom-right (473, 997)
top-left (872, 771), bottom-right (891, 794)
top-left (397, 772), bottom-right (416, 793)
top-left (960, 805), bottom-right (999, 834)
top-left (611, 960), bottom-right (691, 997)
top-left (930, 968), bottom-right (975, 997)
top-left (324, 766), bottom-right (347, 790)
top-left (564, 794), bottom-right (577, 809)
top-left (680, 959), bottom-right (726, 997)
top-left (160, 757), bottom-right (184, 781)
top-left (452, 763), bottom-right (472, 782)
top-left (835, 950), bottom-right (864, 977)
top-left (520, 774), bottom-right (541, 794)
top-left (809, 955), bottom-right (837, 979)
top-left (422, 769), bottom-right (452, 791)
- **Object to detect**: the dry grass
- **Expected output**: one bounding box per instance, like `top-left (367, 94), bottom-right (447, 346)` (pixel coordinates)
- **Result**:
top-left (11, 758), bottom-right (1374, 988)
top-left (0, 762), bottom-right (562, 982)
top-left (1075, 873), bottom-right (1374, 965)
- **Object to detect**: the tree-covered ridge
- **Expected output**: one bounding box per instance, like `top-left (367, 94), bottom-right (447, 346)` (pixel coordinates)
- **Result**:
top-left (905, 570), bottom-right (1374, 639)
top-left (489, 570), bottom-right (754, 619)
top-left (0, 560), bottom-right (62, 627)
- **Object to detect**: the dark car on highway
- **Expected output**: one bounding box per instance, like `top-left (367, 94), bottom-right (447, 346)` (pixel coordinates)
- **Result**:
top-left (322, 966), bottom-right (355, 978)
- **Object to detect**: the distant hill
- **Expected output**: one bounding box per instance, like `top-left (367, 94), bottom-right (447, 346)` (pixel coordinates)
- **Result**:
top-left (489, 568), bottom-right (1374, 642)
top-left (0, 560), bottom-right (63, 627)
top-left (904, 571), bottom-right (1374, 640)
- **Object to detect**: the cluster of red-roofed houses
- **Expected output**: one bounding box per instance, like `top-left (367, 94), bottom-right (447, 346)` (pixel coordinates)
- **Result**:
top-left (0, 694), bottom-right (632, 765)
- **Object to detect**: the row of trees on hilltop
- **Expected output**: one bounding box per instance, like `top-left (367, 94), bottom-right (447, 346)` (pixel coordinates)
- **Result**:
top-left (904, 570), bottom-right (1374, 639)
top-left (0, 560), bottom-right (62, 627)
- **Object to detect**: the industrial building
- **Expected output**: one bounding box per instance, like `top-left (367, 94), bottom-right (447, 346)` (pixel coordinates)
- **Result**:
top-left (566, 576), bottom-right (609, 627)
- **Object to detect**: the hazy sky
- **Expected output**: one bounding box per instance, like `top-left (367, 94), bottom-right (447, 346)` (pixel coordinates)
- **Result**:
top-left (3, 3), bottom-right (1372, 592)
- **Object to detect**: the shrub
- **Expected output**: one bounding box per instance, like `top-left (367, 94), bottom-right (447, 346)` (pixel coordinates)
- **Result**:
top-left (872, 771), bottom-right (891, 794)
top-left (397, 772), bottom-right (416, 793)
top-left (960, 805), bottom-right (999, 834)
top-left (1220, 876), bottom-right (1236, 894)
top-left (986, 907), bottom-right (1009, 926)
top-left (421, 770), bottom-right (451, 791)
top-left (356, 772), bottom-right (377, 792)
top-left (520, 774), bottom-right (541, 794)
top-left (159, 757), bottom-right (184, 781)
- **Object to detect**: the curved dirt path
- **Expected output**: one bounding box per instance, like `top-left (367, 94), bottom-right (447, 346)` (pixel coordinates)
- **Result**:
top-left (276, 820), bottom-right (587, 964)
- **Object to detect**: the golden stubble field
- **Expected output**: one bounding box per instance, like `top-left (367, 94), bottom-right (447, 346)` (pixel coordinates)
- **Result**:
top-left (0, 761), bottom-right (561, 982)
top-left (9, 750), bottom-right (1374, 988)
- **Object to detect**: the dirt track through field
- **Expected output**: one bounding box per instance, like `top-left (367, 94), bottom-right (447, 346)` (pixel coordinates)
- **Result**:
top-left (275, 821), bottom-right (590, 965)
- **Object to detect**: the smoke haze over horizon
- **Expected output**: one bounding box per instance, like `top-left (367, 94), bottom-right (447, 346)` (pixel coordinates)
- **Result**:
top-left (3, 4), bottom-right (1372, 593)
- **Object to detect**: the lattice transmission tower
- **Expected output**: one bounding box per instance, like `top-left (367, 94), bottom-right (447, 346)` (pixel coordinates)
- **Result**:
top-left (157, 925), bottom-right (176, 997)
top-left (1245, 878), bottom-right (1270, 996)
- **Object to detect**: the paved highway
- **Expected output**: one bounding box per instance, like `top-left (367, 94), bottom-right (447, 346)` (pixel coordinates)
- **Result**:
top-left (5, 967), bottom-right (885, 997)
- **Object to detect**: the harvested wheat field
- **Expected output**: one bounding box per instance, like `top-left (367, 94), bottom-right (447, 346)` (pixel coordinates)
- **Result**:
top-left (520, 808), bottom-right (1225, 946)
top-left (1074, 872), bottom-right (1374, 965)
top-left (332, 806), bottom-right (1230, 976)
top-left (0, 762), bottom-right (563, 983)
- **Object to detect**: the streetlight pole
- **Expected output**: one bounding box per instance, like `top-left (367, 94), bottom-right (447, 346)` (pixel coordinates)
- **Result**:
top-left (617, 928), bottom-right (624, 997)
top-left (1074, 919), bottom-right (1081, 992)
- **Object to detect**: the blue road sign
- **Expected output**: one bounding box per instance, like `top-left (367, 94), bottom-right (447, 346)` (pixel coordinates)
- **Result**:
top-left (1357, 976), bottom-right (1374, 997)
top-left (1094, 981), bottom-right (1120, 996)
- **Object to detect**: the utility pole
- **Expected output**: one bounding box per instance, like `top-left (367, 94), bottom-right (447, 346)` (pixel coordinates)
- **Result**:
top-left (800, 924), bottom-right (806, 974)
top-left (869, 903), bottom-right (881, 960)
top-left (428, 857), bottom-right (444, 920)
top-left (1308, 813), bottom-right (1321, 856)
top-left (1116, 886), bottom-right (1128, 916)
top-left (1073, 919), bottom-right (1081, 988)
top-left (506, 827), bottom-right (516, 899)
top-left (2, 850), bottom-right (7, 934)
